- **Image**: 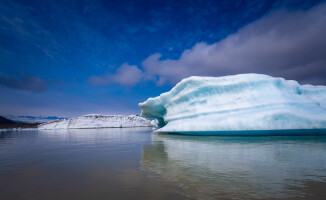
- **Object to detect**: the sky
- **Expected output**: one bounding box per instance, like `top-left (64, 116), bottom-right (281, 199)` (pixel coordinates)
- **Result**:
top-left (0, 0), bottom-right (326, 117)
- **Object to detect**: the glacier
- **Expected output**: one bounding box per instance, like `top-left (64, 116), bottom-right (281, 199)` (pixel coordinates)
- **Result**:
top-left (38, 114), bottom-right (153, 130)
top-left (139, 74), bottom-right (326, 135)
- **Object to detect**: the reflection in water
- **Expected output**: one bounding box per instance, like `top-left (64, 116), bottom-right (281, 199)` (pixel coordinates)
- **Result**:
top-left (38, 127), bottom-right (152, 143)
top-left (2, 129), bottom-right (326, 200)
top-left (0, 128), bottom-right (154, 172)
top-left (0, 128), bottom-right (188, 200)
top-left (142, 134), bottom-right (326, 200)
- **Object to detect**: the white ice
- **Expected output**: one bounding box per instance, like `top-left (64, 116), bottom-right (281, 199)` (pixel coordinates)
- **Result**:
top-left (139, 74), bottom-right (326, 135)
top-left (38, 114), bottom-right (153, 130)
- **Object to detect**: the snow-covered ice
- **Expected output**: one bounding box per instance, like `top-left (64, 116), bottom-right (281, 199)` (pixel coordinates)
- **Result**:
top-left (38, 114), bottom-right (153, 130)
top-left (139, 74), bottom-right (326, 135)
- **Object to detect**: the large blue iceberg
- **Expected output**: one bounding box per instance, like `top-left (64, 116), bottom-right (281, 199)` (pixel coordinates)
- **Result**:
top-left (139, 74), bottom-right (326, 135)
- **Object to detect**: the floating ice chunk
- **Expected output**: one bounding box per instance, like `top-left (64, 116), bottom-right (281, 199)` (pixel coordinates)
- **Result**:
top-left (38, 114), bottom-right (152, 130)
top-left (139, 74), bottom-right (326, 135)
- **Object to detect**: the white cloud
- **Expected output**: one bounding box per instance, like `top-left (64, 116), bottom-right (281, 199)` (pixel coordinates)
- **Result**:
top-left (142, 3), bottom-right (326, 85)
top-left (88, 63), bottom-right (143, 86)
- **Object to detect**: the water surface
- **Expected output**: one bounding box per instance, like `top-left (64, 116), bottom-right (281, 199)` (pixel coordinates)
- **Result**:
top-left (1, 129), bottom-right (326, 200)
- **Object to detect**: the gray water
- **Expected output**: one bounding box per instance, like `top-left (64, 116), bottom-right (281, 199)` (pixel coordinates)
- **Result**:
top-left (1, 128), bottom-right (326, 200)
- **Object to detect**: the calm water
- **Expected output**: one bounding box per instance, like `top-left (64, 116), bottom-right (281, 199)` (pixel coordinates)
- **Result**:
top-left (1, 128), bottom-right (326, 200)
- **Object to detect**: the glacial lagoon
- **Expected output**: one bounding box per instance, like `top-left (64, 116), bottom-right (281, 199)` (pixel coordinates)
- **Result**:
top-left (1, 128), bottom-right (326, 200)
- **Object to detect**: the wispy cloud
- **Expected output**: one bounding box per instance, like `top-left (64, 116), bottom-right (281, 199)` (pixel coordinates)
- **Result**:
top-left (142, 3), bottom-right (326, 85)
top-left (0, 73), bottom-right (48, 92)
top-left (0, 0), bottom-right (61, 60)
top-left (88, 63), bottom-right (143, 87)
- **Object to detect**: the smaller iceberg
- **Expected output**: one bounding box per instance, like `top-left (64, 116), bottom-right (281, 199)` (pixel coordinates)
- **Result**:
top-left (38, 114), bottom-right (153, 130)
top-left (139, 74), bottom-right (326, 135)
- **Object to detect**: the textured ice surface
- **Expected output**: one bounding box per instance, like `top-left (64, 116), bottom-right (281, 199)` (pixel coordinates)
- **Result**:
top-left (38, 114), bottom-right (153, 129)
top-left (139, 74), bottom-right (326, 135)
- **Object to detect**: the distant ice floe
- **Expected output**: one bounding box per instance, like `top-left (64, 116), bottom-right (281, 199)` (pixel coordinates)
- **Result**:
top-left (139, 74), bottom-right (326, 135)
top-left (5, 115), bottom-right (68, 123)
top-left (0, 128), bottom-right (38, 133)
top-left (38, 114), bottom-right (152, 130)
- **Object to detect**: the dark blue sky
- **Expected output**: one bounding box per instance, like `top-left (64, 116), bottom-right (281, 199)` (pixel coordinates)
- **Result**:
top-left (0, 0), bottom-right (325, 117)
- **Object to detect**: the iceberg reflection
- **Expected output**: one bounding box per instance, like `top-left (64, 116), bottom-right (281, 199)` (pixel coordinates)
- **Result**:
top-left (37, 127), bottom-right (153, 144)
top-left (142, 134), bottom-right (326, 199)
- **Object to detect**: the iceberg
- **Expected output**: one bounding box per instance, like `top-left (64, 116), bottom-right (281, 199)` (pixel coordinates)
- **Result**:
top-left (38, 114), bottom-right (153, 130)
top-left (139, 74), bottom-right (326, 135)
